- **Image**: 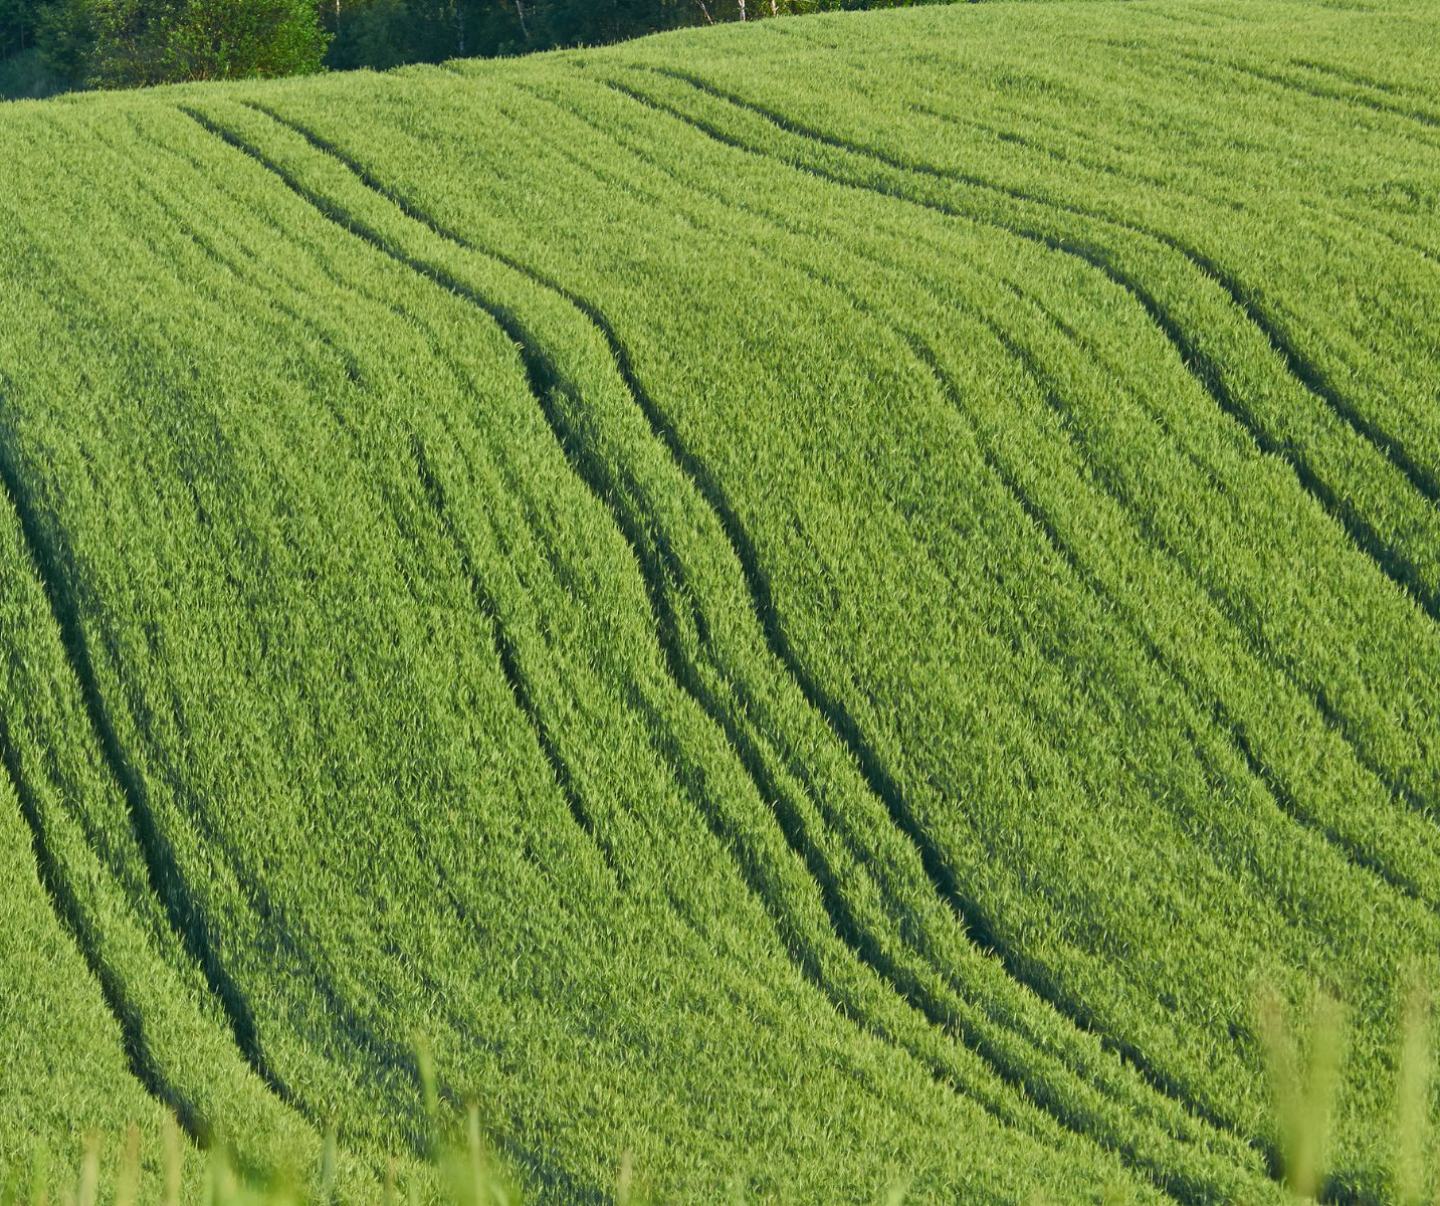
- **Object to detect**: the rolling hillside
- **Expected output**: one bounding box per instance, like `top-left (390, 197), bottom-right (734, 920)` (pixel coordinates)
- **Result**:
top-left (2, 0), bottom-right (1439, 1199)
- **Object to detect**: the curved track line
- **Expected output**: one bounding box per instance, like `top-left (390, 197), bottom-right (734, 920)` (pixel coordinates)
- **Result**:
top-left (208, 101), bottom-right (1278, 1200)
top-left (530, 75), bottom-right (1440, 914)
top-left (646, 65), bottom-right (1440, 530)
top-left (410, 435), bottom-right (620, 876)
top-left (46, 120), bottom-right (488, 1138)
top-left (1163, 45), bottom-right (1440, 135)
top-left (181, 102), bottom-right (1268, 1200)
top-left (0, 421), bottom-right (295, 1111)
top-left (944, 323), bottom-right (1433, 910)
top-left (599, 71), bottom-right (1440, 822)
top-left (560, 72), bottom-right (1440, 1172)
top-left (178, 103), bottom-right (1064, 1139)
top-left (0, 717), bottom-right (206, 1139)
top-left (454, 79), bottom-right (1304, 1179)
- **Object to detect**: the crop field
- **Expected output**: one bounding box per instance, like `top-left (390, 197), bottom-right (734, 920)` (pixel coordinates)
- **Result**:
top-left (2, 0), bottom-right (1439, 1200)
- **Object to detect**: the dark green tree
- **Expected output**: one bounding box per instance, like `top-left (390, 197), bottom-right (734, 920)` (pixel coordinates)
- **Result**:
top-left (9, 0), bottom-right (947, 96)
top-left (161, 0), bottom-right (331, 80)
top-left (0, 0), bottom-right (40, 56)
top-left (26, 0), bottom-right (328, 88)
top-left (31, 0), bottom-right (94, 83)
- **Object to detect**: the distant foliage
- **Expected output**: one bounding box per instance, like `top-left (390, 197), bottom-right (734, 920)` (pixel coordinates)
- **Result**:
top-left (6, 0), bottom-right (330, 89)
top-left (323, 0), bottom-right (936, 68)
top-left (1, 0), bottom-right (942, 93)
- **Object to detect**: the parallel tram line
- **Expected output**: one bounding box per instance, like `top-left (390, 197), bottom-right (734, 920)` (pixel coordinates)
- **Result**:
top-left (179, 98), bottom-right (1266, 1201)
top-left (179, 95), bottom-right (1067, 1135)
top-left (517, 61), bottom-right (1436, 1042)
top-left (497, 70), bottom-right (1440, 1176)
top-left (225, 91), bottom-right (1317, 1198)
top-left (640, 65), bottom-right (1440, 549)
top-left (0, 396), bottom-right (296, 1114)
top-left (596, 70), bottom-right (1440, 822)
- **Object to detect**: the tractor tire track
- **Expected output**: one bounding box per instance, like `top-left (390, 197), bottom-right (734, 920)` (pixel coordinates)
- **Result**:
top-left (0, 416), bottom-right (295, 1112)
top-left (774, 33), bottom-right (1440, 267)
top-left (0, 714), bottom-right (206, 1140)
top-left (8, 129), bottom-right (506, 1155)
top-left (485, 84), bottom-right (1300, 1180)
top-left (600, 72), bottom-right (1440, 822)
top-left (929, 323), bottom-right (1432, 911)
top-left (212, 104), bottom-right (1272, 1197)
top-left (1289, 57), bottom-right (1430, 101)
top-left (182, 103), bottom-right (1268, 1201)
top-left (530, 72), bottom-right (1438, 1003)
top-left (744, 145), bottom-right (1440, 918)
top-left (1158, 45), bottom-right (1440, 137)
top-left (142, 107), bottom-right (609, 632)
top-left (643, 66), bottom-right (1440, 535)
top-left (409, 434), bottom-right (619, 877)
top-left (223, 107), bottom-right (1003, 983)
top-left (901, 94), bottom-right (1440, 275)
top-left (975, 288), bottom-right (1440, 883)
top-left (576, 69), bottom-right (1440, 1156)
top-left (179, 104), bottom-right (1035, 1123)
top-left (48, 119), bottom-right (498, 1131)
top-left (978, 316), bottom-right (1440, 838)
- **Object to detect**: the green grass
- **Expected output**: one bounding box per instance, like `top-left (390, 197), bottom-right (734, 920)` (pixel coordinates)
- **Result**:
top-left (1, 0), bottom-right (1438, 1200)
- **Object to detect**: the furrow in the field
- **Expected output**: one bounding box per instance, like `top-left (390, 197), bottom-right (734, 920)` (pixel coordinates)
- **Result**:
top-left (238, 90), bottom-right (1069, 1063)
top-left (0, 364), bottom-right (353, 1186)
top-left (1288, 56), bottom-right (1435, 101)
top-left (331, 70), bottom-right (1278, 1174)
top-left (108, 116), bottom-right (370, 393)
top-left (935, 325), bottom-right (1431, 910)
top-left (20, 107), bottom-right (843, 1199)
top-left (786, 237), bottom-right (1433, 1135)
top-left (0, 716), bottom-right (204, 1137)
top-left (174, 99), bottom-right (1083, 1150)
top-left (413, 427), bottom-right (616, 873)
top-left (524, 70), bottom-right (1440, 942)
top-left (601, 72), bottom-right (1440, 908)
top-left (36, 115), bottom-right (475, 1143)
top-left (908, 310), bottom-right (1420, 884)
top-left (636, 65), bottom-right (1440, 610)
top-left (893, 74), bottom-right (1440, 267)
top-left (599, 69), bottom-right (1440, 817)
top-left (220, 102), bottom-right (972, 951)
top-left (481, 73), bottom-right (1305, 1176)
top-left (1162, 44), bottom-right (1440, 135)
top-left (619, 675), bottom-right (1221, 1198)
top-left (183, 106), bottom-right (676, 895)
top-left (217, 110), bottom-right (997, 1115)
top-left (0, 415), bottom-right (294, 1110)
top-left (974, 307), bottom-right (1440, 830)
top-left (179, 96), bottom-right (1256, 1201)
top-left (890, 109), bottom-right (1440, 526)
top-left (483, 68), bottom-right (1440, 1191)
top-left (948, 297), bottom-right (1440, 913)
top-left (434, 60), bottom-right (1440, 1178)
top-left (958, 269), bottom-right (1440, 858)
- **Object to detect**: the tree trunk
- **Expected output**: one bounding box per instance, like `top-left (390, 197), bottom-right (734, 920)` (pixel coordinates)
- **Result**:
top-left (738, 0), bottom-right (746, 21)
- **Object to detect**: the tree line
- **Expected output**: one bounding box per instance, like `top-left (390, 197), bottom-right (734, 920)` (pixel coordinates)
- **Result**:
top-left (1, 0), bottom-right (927, 92)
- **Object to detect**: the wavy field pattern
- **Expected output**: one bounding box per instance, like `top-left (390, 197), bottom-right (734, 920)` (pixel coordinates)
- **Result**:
top-left (1, 0), bottom-right (1438, 1200)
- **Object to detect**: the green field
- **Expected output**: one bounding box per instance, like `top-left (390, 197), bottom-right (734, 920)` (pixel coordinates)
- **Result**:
top-left (2, 0), bottom-right (1439, 1200)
